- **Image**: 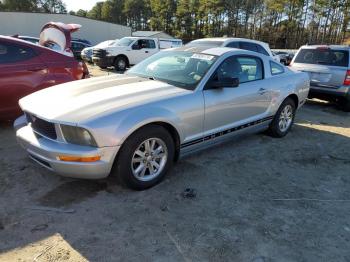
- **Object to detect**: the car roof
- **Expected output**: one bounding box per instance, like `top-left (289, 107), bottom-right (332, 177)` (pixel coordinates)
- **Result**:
top-left (0, 35), bottom-right (39, 46)
top-left (170, 45), bottom-right (264, 57)
top-left (300, 45), bottom-right (350, 50)
top-left (190, 37), bottom-right (268, 45)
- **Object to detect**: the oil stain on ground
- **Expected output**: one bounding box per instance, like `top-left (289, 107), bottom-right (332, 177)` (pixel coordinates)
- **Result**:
top-left (38, 180), bottom-right (108, 207)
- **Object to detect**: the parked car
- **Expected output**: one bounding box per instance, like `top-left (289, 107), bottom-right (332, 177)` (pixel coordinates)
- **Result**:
top-left (275, 51), bottom-right (294, 65)
top-left (92, 36), bottom-right (183, 71)
top-left (18, 35), bottom-right (91, 60)
top-left (0, 23), bottom-right (89, 120)
top-left (72, 37), bottom-right (91, 45)
top-left (71, 41), bottom-right (91, 59)
top-left (15, 46), bottom-right (309, 189)
top-left (81, 40), bottom-right (117, 63)
top-left (290, 45), bottom-right (350, 111)
top-left (17, 35), bottom-right (39, 44)
top-left (186, 38), bottom-right (280, 62)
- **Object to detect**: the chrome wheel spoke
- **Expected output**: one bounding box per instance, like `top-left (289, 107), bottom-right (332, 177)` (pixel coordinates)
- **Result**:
top-left (151, 160), bottom-right (160, 170)
top-left (135, 163), bottom-right (145, 175)
top-left (132, 157), bottom-right (142, 163)
top-left (140, 166), bottom-right (147, 177)
top-left (135, 150), bottom-right (145, 158)
top-left (131, 138), bottom-right (168, 182)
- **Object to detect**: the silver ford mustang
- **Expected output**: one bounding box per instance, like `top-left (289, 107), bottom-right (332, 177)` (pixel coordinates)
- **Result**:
top-left (15, 46), bottom-right (310, 190)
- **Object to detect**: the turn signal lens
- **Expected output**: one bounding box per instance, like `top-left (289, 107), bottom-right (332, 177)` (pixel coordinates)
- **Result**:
top-left (58, 155), bottom-right (101, 162)
top-left (344, 70), bottom-right (350, 86)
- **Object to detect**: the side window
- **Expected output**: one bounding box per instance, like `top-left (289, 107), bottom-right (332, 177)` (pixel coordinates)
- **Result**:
top-left (138, 39), bottom-right (156, 49)
top-left (226, 41), bottom-right (239, 48)
top-left (215, 56), bottom-right (263, 84)
top-left (270, 61), bottom-right (285, 75)
top-left (0, 42), bottom-right (36, 64)
top-left (257, 45), bottom-right (269, 56)
top-left (240, 42), bottom-right (258, 52)
top-left (147, 40), bottom-right (156, 49)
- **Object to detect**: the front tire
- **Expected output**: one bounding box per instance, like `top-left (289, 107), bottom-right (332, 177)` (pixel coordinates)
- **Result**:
top-left (113, 125), bottom-right (175, 190)
top-left (114, 56), bottom-right (127, 72)
top-left (268, 98), bottom-right (296, 138)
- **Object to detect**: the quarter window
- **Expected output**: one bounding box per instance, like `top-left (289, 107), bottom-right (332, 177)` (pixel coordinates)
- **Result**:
top-left (215, 56), bottom-right (263, 84)
top-left (240, 42), bottom-right (258, 52)
top-left (257, 45), bottom-right (269, 56)
top-left (0, 42), bottom-right (37, 64)
top-left (270, 61), bottom-right (285, 75)
top-left (226, 41), bottom-right (239, 48)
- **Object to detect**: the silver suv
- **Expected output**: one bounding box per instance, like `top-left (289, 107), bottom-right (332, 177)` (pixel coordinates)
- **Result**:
top-left (290, 45), bottom-right (350, 111)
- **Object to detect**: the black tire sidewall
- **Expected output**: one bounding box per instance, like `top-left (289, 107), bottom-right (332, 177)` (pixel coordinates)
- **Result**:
top-left (269, 98), bottom-right (296, 137)
top-left (114, 125), bottom-right (175, 190)
top-left (114, 57), bottom-right (127, 71)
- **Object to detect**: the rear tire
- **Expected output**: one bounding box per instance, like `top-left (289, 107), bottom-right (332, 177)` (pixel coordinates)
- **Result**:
top-left (112, 125), bottom-right (175, 190)
top-left (114, 56), bottom-right (127, 72)
top-left (340, 98), bottom-right (350, 112)
top-left (268, 98), bottom-right (296, 138)
top-left (99, 66), bottom-right (107, 69)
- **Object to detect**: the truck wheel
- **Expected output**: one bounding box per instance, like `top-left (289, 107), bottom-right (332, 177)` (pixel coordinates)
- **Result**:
top-left (113, 125), bottom-right (175, 190)
top-left (114, 57), bottom-right (127, 72)
top-left (268, 98), bottom-right (296, 138)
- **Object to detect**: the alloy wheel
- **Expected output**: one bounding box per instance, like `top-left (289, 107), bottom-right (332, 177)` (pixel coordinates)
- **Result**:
top-left (131, 138), bottom-right (168, 182)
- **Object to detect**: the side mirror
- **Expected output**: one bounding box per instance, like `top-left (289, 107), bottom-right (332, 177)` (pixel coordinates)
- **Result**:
top-left (211, 77), bottom-right (239, 89)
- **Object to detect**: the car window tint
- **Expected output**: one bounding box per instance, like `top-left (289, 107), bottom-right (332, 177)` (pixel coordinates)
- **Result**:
top-left (257, 45), bottom-right (269, 56)
top-left (216, 56), bottom-right (263, 83)
top-left (147, 40), bottom-right (156, 49)
top-left (294, 48), bottom-right (349, 67)
top-left (270, 61), bottom-right (285, 75)
top-left (0, 42), bottom-right (36, 64)
top-left (226, 41), bottom-right (239, 48)
top-left (240, 42), bottom-right (258, 52)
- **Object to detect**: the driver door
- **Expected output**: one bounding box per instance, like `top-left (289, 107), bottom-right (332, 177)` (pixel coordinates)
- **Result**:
top-left (203, 55), bottom-right (272, 135)
top-left (129, 39), bottom-right (157, 65)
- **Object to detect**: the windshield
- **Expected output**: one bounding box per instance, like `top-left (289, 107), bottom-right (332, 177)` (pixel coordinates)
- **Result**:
top-left (116, 37), bottom-right (134, 47)
top-left (294, 48), bottom-right (349, 67)
top-left (127, 50), bottom-right (218, 90)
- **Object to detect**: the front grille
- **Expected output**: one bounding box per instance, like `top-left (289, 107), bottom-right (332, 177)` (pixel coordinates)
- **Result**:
top-left (26, 113), bottom-right (57, 140)
top-left (92, 48), bottom-right (106, 58)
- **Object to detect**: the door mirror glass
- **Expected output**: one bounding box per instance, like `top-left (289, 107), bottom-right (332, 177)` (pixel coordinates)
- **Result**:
top-left (211, 77), bottom-right (239, 88)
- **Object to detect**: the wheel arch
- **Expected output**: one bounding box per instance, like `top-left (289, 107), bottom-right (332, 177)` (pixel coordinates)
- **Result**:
top-left (115, 120), bottom-right (182, 164)
top-left (114, 54), bottom-right (130, 67)
top-left (286, 93), bottom-right (299, 108)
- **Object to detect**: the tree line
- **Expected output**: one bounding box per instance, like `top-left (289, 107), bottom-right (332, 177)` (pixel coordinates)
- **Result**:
top-left (1, 0), bottom-right (350, 48)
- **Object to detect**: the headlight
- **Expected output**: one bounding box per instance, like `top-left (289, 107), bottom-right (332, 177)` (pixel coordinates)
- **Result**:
top-left (60, 125), bottom-right (97, 147)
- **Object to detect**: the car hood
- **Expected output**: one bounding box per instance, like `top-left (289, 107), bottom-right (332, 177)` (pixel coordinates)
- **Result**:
top-left (19, 74), bottom-right (191, 124)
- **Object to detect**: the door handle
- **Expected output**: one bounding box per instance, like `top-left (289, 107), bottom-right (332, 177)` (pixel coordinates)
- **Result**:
top-left (258, 88), bottom-right (268, 94)
top-left (145, 51), bottom-right (149, 53)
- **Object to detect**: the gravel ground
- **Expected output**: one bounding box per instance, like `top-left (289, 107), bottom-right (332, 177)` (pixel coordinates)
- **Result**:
top-left (0, 66), bottom-right (349, 261)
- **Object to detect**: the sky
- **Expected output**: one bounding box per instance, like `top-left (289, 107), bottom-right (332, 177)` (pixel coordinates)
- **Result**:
top-left (64, 0), bottom-right (106, 12)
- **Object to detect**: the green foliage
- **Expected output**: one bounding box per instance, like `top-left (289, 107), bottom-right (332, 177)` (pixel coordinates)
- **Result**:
top-left (76, 9), bottom-right (87, 17)
top-left (1, 0), bottom-right (349, 47)
top-left (1, 0), bottom-right (66, 13)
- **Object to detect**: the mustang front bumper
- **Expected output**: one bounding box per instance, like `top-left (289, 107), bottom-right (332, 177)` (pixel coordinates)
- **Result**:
top-left (15, 121), bottom-right (119, 179)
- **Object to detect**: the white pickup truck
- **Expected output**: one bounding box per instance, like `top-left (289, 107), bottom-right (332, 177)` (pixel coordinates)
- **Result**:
top-left (92, 36), bottom-right (182, 71)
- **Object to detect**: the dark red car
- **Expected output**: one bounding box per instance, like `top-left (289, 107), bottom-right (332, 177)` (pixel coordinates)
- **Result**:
top-left (0, 23), bottom-right (89, 120)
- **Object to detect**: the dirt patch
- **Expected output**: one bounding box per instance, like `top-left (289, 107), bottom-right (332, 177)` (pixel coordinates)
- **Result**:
top-left (0, 92), bottom-right (349, 261)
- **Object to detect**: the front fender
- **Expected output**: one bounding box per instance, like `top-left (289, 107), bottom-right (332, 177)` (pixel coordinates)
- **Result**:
top-left (86, 106), bottom-right (184, 147)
